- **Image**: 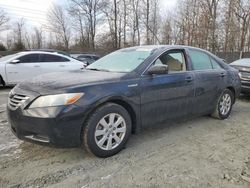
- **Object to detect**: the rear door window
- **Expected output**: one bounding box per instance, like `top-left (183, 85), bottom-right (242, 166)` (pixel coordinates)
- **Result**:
top-left (189, 50), bottom-right (213, 70)
top-left (40, 54), bottom-right (70, 62)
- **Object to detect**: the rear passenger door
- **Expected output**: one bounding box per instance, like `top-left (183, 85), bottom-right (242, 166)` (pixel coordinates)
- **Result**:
top-left (187, 49), bottom-right (227, 115)
top-left (39, 54), bottom-right (75, 72)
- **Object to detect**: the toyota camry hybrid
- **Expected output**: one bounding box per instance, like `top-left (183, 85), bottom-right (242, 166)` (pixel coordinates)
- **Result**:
top-left (7, 45), bottom-right (241, 158)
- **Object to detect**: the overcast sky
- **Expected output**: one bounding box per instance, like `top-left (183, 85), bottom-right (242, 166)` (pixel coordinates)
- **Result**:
top-left (0, 0), bottom-right (177, 26)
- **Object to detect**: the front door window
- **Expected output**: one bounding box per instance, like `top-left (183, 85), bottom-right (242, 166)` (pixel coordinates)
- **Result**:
top-left (153, 51), bottom-right (187, 73)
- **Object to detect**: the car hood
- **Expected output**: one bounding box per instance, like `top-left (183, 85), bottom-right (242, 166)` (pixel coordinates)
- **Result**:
top-left (230, 63), bottom-right (250, 72)
top-left (17, 70), bottom-right (127, 95)
top-left (230, 61), bottom-right (250, 67)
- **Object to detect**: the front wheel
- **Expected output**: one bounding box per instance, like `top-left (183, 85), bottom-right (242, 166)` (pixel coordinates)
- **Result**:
top-left (0, 75), bottom-right (5, 86)
top-left (211, 89), bottom-right (234, 119)
top-left (83, 103), bottom-right (131, 158)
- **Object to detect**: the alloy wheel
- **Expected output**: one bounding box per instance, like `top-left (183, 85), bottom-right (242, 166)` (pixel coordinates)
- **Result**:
top-left (219, 93), bottom-right (232, 116)
top-left (94, 113), bottom-right (126, 150)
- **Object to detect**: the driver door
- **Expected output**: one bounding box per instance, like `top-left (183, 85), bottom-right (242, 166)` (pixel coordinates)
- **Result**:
top-left (6, 53), bottom-right (42, 84)
top-left (140, 50), bottom-right (195, 127)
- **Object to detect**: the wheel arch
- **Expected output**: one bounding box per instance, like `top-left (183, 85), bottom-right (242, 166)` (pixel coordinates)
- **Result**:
top-left (81, 96), bottom-right (139, 137)
top-left (107, 99), bottom-right (138, 134)
top-left (226, 86), bottom-right (236, 104)
top-left (0, 74), bottom-right (5, 86)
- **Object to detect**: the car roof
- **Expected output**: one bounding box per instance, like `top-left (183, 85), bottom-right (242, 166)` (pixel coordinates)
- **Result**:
top-left (129, 45), bottom-right (223, 61)
top-left (120, 45), bottom-right (208, 52)
top-left (17, 51), bottom-right (71, 58)
top-left (28, 49), bottom-right (70, 56)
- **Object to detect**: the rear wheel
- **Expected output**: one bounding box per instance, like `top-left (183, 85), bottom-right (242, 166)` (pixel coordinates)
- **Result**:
top-left (83, 103), bottom-right (131, 158)
top-left (212, 89), bottom-right (234, 119)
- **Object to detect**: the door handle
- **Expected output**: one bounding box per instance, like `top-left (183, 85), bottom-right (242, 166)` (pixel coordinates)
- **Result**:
top-left (8, 72), bottom-right (18, 74)
top-left (59, 65), bottom-right (65, 67)
top-left (185, 76), bottom-right (193, 82)
top-left (220, 72), bottom-right (226, 77)
top-left (33, 65), bottom-right (40, 68)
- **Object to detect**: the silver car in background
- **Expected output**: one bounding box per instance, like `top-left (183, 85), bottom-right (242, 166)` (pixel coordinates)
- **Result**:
top-left (71, 54), bottom-right (100, 65)
top-left (230, 58), bottom-right (250, 94)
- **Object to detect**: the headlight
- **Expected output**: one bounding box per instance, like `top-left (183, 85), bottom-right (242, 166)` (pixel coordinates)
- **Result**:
top-left (29, 93), bottom-right (84, 108)
top-left (238, 72), bottom-right (242, 79)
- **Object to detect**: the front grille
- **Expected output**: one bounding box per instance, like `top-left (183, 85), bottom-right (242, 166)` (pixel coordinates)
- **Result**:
top-left (241, 71), bottom-right (250, 80)
top-left (8, 94), bottom-right (29, 110)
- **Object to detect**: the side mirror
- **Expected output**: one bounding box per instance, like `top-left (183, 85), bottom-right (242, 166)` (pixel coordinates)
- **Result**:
top-left (81, 60), bottom-right (89, 66)
top-left (147, 65), bottom-right (168, 75)
top-left (10, 59), bottom-right (20, 64)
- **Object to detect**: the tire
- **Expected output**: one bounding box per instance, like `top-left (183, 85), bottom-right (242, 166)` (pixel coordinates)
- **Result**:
top-left (0, 75), bottom-right (5, 87)
top-left (83, 103), bottom-right (132, 158)
top-left (211, 89), bottom-right (234, 119)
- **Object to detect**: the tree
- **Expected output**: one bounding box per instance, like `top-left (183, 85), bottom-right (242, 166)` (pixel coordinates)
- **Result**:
top-left (5, 33), bottom-right (13, 50)
top-left (223, 0), bottom-right (237, 51)
top-left (161, 16), bottom-right (172, 44)
top-left (33, 27), bottom-right (43, 49)
top-left (122, 0), bottom-right (128, 46)
top-left (47, 4), bottom-right (71, 50)
top-left (234, 0), bottom-right (250, 51)
top-left (145, 0), bottom-right (150, 44)
top-left (68, 4), bottom-right (88, 50)
top-left (12, 18), bottom-right (26, 50)
top-left (68, 0), bottom-right (107, 50)
top-left (131, 0), bottom-right (141, 45)
top-left (202, 0), bottom-right (220, 52)
top-left (0, 9), bottom-right (9, 31)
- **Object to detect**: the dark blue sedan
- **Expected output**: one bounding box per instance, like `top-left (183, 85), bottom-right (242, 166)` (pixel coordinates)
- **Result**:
top-left (7, 45), bottom-right (241, 157)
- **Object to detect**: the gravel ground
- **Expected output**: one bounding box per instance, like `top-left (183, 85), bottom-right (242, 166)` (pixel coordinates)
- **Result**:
top-left (0, 87), bottom-right (250, 188)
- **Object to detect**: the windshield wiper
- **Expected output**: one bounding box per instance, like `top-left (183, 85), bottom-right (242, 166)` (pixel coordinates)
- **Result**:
top-left (86, 68), bottom-right (110, 72)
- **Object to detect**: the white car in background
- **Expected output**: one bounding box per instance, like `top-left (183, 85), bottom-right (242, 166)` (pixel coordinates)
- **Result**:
top-left (0, 51), bottom-right (86, 86)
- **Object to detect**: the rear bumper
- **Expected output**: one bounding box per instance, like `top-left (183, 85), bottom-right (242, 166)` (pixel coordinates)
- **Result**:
top-left (7, 104), bottom-right (89, 147)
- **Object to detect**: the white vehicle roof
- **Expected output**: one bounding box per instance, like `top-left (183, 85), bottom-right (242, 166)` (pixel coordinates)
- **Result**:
top-left (0, 51), bottom-right (80, 63)
top-left (17, 51), bottom-right (69, 57)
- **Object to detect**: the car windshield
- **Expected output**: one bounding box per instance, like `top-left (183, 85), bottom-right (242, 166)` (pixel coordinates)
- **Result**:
top-left (87, 48), bottom-right (152, 72)
top-left (0, 53), bottom-right (20, 62)
top-left (231, 59), bottom-right (250, 66)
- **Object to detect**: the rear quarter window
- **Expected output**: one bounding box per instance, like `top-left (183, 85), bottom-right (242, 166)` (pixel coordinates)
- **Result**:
top-left (210, 58), bottom-right (223, 69)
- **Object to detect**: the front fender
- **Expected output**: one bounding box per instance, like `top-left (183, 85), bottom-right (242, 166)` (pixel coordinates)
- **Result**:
top-left (69, 79), bottom-right (142, 132)
top-left (79, 94), bottom-right (141, 133)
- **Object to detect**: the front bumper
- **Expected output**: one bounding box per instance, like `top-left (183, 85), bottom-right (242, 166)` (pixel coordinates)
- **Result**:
top-left (7, 104), bottom-right (89, 147)
top-left (241, 80), bottom-right (250, 94)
